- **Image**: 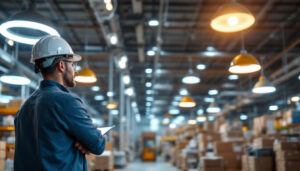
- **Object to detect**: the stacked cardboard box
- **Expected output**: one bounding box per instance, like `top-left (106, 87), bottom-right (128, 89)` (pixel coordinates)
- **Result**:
top-left (87, 142), bottom-right (114, 171)
top-left (222, 130), bottom-right (244, 142)
top-left (253, 115), bottom-right (276, 136)
top-left (252, 137), bottom-right (274, 150)
top-left (248, 156), bottom-right (274, 171)
top-left (214, 141), bottom-right (244, 171)
top-left (0, 141), bottom-right (6, 171)
top-left (274, 141), bottom-right (300, 171)
top-left (198, 131), bottom-right (221, 153)
top-left (199, 157), bottom-right (224, 171)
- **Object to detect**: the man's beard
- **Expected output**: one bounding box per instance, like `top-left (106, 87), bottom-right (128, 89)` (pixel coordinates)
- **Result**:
top-left (63, 64), bottom-right (76, 87)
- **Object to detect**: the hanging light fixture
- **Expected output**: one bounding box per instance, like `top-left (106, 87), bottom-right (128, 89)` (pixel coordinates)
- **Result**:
top-left (0, 3), bottom-right (60, 45)
top-left (179, 96), bottom-right (196, 108)
top-left (211, 2), bottom-right (255, 32)
top-left (197, 116), bottom-right (207, 122)
top-left (74, 67), bottom-right (97, 83)
top-left (182, 58), bottom-right (200, 84)
top-left (106, 100), bottom-right (117, 109)
top-left (206, 102), bottom-right (221, 113)
top-left (229, 33), bottom-right (261, 74)
top-left (0, 69), bottom-right (30, 85)
top-left (188, 119), bottom-right (197, 125)
top-left (252, 76), bottom-right (276, 94)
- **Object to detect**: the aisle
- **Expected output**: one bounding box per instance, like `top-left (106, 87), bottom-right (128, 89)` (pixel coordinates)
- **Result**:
top-left (115, 160), bottom-right (178, 171)
top-left (115, 159), bottom-right (199, 171)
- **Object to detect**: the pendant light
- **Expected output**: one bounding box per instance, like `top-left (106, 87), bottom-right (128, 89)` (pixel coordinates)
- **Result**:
top-left (182, 58), bottom-right (200, 84)
top-left (206, 102), bottom-right (221, 114)
top-left (229, 33), bottom-right (261, 74)
top-left (252, 58), bottom-right (276, 94)
top-left (0, 3), bottom-right (60, 45)
top-left (179, 96), bottom-right (196, 108)
top-left (74, 31), bottom-right (97, 83)
top-left (106, 100), bottom-right (118, 109)
top-left (211, 2), bottom-right (255, 32)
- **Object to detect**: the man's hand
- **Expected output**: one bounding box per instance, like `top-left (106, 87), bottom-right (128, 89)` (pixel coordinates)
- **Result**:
top-left (74, 141), bottom-right (90, 154)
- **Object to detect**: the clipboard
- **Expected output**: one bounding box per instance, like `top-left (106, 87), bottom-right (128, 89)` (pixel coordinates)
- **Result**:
top-left (97, 125), bottom-right (115, 136)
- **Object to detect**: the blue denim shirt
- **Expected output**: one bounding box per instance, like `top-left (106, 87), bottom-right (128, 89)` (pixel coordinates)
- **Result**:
top-left (14, 80), bottom-right (106, 171)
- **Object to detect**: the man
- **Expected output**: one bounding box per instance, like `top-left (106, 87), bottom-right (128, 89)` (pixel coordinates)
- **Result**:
top-left (14, 35), bottom-right (106, 170)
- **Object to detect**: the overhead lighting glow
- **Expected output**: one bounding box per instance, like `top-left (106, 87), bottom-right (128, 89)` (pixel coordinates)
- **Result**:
top-left (0, 20), bottom-right (60, 45)
top-left (179, 96), bottom-right (196, 108)
top-left (147, 50), bottom-right (155, 56)
top-left (179, 88), bottom-right (188, 96)
top-left (111, 110), bottom-right (119, 115)
top-left (203, 51), bottom-right (219, 57)
top-left (298, 75), bottom-right (300, 80)
top-left (172, 101), bottom-right (179, 106)
top-left (123, 75), bottom-right (131, 85)
top-left (136, 114), bottom-right (141, 122)
top-left (206, 103), bottom-right (221, 113)
top-left (118, 55), bottom-right (128, 69)
top-left (146, 102), bottom-right (151, 107)
top-left (146, 82), bottom-right (152, 87)
top-left (107, 91), bottom-right (114, 97)
top-left (106, 100), bottom-right (117, 109)
top-left (252, 76), bottom-right (276, 94)
top-left (229, 54), bottom-right (261, 74)
top-left (227, 16), bottom-right (239, 26)
top-left (197, 108), bottom-right (204, 115)
top-left (94, 95), bottom-right (104, 101)
top-left (76, 65), bottom-right (82, 71)
top-left (145, 68), bottom-right (153, 74)
top-left (206, 46), bottom-right (216, 51)
top-left (0, 95), bottom-right (13, 104)
top-left (269, 105), bottom-right (278, 111)
top-left (188, 119), bottom-right (197, 125)
top-left (146, 90), bottom-right (154, 95)
top-left (208, 89), bottom-right (218, 95)
top-left (106, 3), bottom-right (113, 11)
top-left (240, 114), bottom-right (248, 120)
top-left (197, 116), bottom-right (207, 122)
top-left (0, 75), bottom-right (30, 85)
top-left (146, 96), bottom-right (154, 101)
top-left (131, 102), bottom-right (137, 107)
top-left (162, 118), bottom-right (170, 125)
top-left (7, 39), bottom-right (14, 46)
top-left (75, 68), bottom-right (97, 83)
top-left (228, 74), bottom-right (239, 80)
top-left (125, 87), bottom-right (134, 96)
top-left (208, 116), bottom-right (215, 121)
top-left (148, 19), bottom-right (159, 27)
top-left (169, 108), bottom-right (180, 115)
top-left (169, 123), bottom-right (176, 129)
top-left (91, 86), bottom-right (100, 92)
top-left (109, 34), bottom-right (117, 45)
top-left (196, 64), bottom-right (206, 70)
top-left (182, 74), bottom-right (200, 84)
top-left (291, 96), bottom-right (300, 102)
top-left (204, 97), bottom-right (215, 103)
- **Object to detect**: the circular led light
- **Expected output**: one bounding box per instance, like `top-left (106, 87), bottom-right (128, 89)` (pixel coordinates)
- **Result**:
top-left (252, 87), bottom-right (276, 94)
top-left (0, 75), bottom-right (31, 85)
top-left (0, 20), bottom-right (60, 45)
top-left (182, 75), bottom-right (200, 84)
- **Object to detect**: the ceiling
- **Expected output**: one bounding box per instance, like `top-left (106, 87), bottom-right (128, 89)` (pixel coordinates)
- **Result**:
top-left (0, 0), bottom-right (299, 121)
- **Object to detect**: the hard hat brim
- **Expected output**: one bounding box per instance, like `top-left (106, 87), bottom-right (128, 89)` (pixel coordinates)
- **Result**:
top-left (73, 54), bottom-right (82, 62)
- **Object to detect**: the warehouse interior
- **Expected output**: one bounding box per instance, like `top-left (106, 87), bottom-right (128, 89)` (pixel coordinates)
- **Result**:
top-left (0, 0), bottom-right (300, 170)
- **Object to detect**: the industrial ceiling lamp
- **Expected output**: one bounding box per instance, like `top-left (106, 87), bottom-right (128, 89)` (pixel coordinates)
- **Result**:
top-left (74, 67), bottom-right (97, 83)
top-left (179, 96), bottom-right (196, 108)
top-left (252, 76), bottom-right (276, 94)
top-left (211, 2), bottom-right (255, 32)
top-left (106, 100), bottom-right (118, 109)
top-left (0, 69), bottom-right (30, 85)
top-left (0, 3), bottom-right (60, 45)
top-left (206, 102), bottom-right (221, 114)
top-left (182, 58), bottom-right (200, 84)
top-left (229, 33), bottom-right (261, 74)
top-left (252, 57), bottom-right (276, 94)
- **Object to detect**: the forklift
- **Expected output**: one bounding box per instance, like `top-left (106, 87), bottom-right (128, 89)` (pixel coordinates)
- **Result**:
top-left (141, 132), bottom-right (156, 161)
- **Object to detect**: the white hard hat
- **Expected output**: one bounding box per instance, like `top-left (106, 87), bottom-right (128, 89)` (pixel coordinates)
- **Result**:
top-left (31, 35), bottom-right (81, 64)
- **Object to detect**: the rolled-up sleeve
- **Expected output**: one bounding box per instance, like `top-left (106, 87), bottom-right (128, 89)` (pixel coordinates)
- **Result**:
top-left (62, 97), bottom-right (106, 155)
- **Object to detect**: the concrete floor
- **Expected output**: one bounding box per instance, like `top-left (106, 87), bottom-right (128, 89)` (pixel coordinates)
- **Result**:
top-left (115, 160), bottom-right (198, 171)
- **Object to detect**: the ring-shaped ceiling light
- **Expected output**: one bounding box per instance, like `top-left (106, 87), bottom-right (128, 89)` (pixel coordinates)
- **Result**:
top-left (0, 20), bottom-right (60, 45)
top-left (0, 5), bottom-right (60, 45)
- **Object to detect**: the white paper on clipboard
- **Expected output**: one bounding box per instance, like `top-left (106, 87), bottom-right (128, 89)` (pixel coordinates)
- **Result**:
top-left (97, 125), bottom-right (115, 136)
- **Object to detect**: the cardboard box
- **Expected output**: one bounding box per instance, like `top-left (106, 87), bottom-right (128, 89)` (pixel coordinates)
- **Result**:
top-left (199, 167), bottom-right (224, 171)
top-left (226, 131), bottom-right (244, 137)
top-left (214, 141), bottom-right (244, 155)
top-left (201, 157), bottom-right (223, 168)
top-left (276, 151), bottom-right (300, 161)
top-left (242, 155), bottom-right (249, 171)
top-left (87, 152), bottom-right (114, 170)
top-left (0, 141), bottom-right (5, 151)
top-left (7, 99), bottom-right (25, 108)
top-left (248, 156), bottom-right (273, 171)
top-left (204, 122), bottom-right (214, 131)
top-left (253, 138), bottom-right (274, 150)
top-left (0, 151), bottom-right (5, 160)
top-left (276, 160), bottom-right (300, 171)
top-left (219, 154), bottom-right (241, 169)
top-left (273, 141), bottom-right (300, 152)
top-left (7, 148), bottom-right (15, 160)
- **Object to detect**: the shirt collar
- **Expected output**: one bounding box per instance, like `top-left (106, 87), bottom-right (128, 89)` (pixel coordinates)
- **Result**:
top-left (40, 80), bottom-right (69, 93)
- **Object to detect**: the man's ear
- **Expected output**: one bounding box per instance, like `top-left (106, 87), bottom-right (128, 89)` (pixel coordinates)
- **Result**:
top-left (57, 61), bottom-right (65, 73)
